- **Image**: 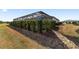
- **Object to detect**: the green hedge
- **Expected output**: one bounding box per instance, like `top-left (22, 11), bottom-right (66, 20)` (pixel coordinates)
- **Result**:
top-left (10, 19), bottom-right (57, 33)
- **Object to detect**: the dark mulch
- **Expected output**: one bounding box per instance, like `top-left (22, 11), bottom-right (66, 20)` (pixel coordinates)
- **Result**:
top-left (8, 25), bottom-right (68, 49)
top-left (42, 31), bottom-right (59, 38)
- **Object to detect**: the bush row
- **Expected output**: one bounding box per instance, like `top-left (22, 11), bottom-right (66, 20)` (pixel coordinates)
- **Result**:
top-left (10, 19), bottom-right (57, 33)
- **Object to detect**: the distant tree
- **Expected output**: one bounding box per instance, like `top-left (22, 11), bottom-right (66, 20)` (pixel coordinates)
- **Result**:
top-left (0, 21), bottom-right (3, 23)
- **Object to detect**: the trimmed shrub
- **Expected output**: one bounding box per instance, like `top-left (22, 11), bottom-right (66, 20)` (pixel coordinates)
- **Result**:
top-left (37, 20), bottom-right (43, 33)
top-left (27, 21), bottom-right (31, 31)
top-left (31, 21), bottom-right (36, 32)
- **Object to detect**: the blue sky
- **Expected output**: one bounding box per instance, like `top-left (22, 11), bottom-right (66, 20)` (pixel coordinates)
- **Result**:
top-left (0, 9), bottom-right (79, 21)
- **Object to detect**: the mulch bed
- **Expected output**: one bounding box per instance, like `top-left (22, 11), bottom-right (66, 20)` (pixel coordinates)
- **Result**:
top-left (8, 25), bottom-right (68, 49)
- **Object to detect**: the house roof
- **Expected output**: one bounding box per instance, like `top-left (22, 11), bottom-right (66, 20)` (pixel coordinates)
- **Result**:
top-left (13, 11), bottom-right (59, 22)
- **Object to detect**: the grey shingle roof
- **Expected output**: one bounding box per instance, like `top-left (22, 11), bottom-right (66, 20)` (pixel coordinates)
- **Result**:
top-left (13, 11), bottom-right (59, 22)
